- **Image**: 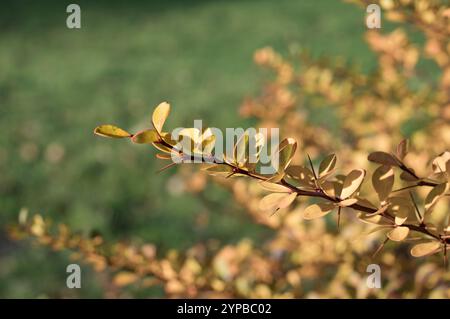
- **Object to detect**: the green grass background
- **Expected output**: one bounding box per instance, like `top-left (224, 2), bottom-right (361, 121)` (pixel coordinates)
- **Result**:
top-left (0, 0), bottom-right (384, 298)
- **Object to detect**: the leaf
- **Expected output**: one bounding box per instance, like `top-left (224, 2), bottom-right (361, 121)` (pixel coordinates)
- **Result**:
top-left (396, 139), bottom-right (408, 160)
top-left (113, 272), bottom-right (138, 287)
top-left (285, 166), bottom-right (314, 188)
top-left (259, 192), bottom-right (297, 212)
top-left (424, 183), bottom-right (449, 213)
top-left (410, 241), bottom-right (441, 257)
top-left (302, 202), bottom-right (335, 220)
top-left (388, 197), bottom-right (413, 225)
top-left (431, 151), bottom-right (450, 173)
top-left (259, 181), bottom-right (291, 193)
top-left (318, 154), bottom-right (337, 178)
top-left (152, 102), bottom-right (170, 133)
top-left (368, 151), bottom-right (399, 166)
top-left (387, 226), bottom-right (409, 242)
top-left (400, 170), bottom-right (417, 182)
top-left (94, 125), bottom-right (131, 138)
top-left (272, 138), bottom-right (297, 174)
top-left (365, 225), bottom-right (392, 236)
top-left (131, 129), bottom-right (159, 144)
top-left (203, 164), bottom-right (234, 177)
top-left (340, 169), bottom-right (366, 199)
top-left (234, 131), bottom-right (250, 167)
top-left (338, 198), bottom-right (358, 207)
top-left (200, 128), bottom-right (216, 155)
top-left (372, 165), bottom-right (395, 202)
top-left (358, 213), bottom-right (390, 226)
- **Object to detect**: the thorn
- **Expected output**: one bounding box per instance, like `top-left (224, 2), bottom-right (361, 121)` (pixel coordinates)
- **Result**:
top-left (337, 206), bottom-right (341, 231)
top-left (156, 162), bottom-right (177, 173)
top-left (270, 208), bottom-right (280, 217)
top-left (225, 172), bottom-right (235, 179)
top-left (444, 244), bottom-right (448, 270)
top-left (372, 237), bottom-right (389, 259)
top-left (409, 191), bottom-right (422, 222)
top-left (307, 153), bottom-right (317, 180)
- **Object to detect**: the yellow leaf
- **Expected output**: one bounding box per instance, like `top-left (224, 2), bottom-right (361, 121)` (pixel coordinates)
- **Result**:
top-left (338, 198), bottom-right (358, 207)
top-left (94, 125), bottom-right (131, 138)
top-left (131, 129), bottom-right (159, 144)
top-left (372, 165), bottom-right (394, 202)
top-left (259, 181), bottom-right (291, 193)
top-left (259, 192), bottom-right (297, 212)
top-left (271, 138), bottom-right (297, 174)
top-left (340, 169), bottom-right (366, 199)
top-left (113, 272), bottom-right (138, 287)
top-left (285, 166), bottom-right (314, 188)
top-left (203, 164), bottom-right (234, 176)
top-left (410, 241), bottom-right (441, 257)
top-left (388, 197), bottom-right (412, 225)
top-left (302, 202), bottom-right (335, 220)
top-left (387, 226), bottom-right (409, 241)
top-left (431, 151), bottom-right (450, 173)
top-left (424, 183), bottom-right (449, 213)
top-left (152, 102), bottom-right (170, 133)
top-left (318, 154), bottom-right (337, 178)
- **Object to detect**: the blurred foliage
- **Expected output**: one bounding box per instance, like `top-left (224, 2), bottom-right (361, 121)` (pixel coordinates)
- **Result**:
top-left (2, 0), bottom-right (450, 298)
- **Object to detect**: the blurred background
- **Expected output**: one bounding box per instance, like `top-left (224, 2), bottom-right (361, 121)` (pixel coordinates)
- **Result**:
top-left (0, 0), bottom-right (399, 297)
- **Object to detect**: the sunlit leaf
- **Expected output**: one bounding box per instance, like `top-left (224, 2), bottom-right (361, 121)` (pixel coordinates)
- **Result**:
top-left (285, 166), bottom-right (314, 188)
top-left (131, 129), bottom-right (159, 144)
top-left (431, 151), bottom-right (450, 173)
top-left (94, 125), bottom-right (131, 138)
top-left (234, 131), bottom-right (250, 167)
top-left (203, 164), bottom-right (234, 176)
top-left (338, 198), bottom-right (358, 207)
top-left (410, 241), bottom-right (441, 257)
top-left (302, 202), bottom-right (335, 220)
top-left (424, 183), bottom-right (449, 213)
top-left (318, 154), bottom-right (337, 178)
top-left (259, 181), bottom-right (291, 193)
top-left (368, 151), bottom-right (399, 166)
top-left (259, 192), bottom-right (297, 212)
top-left (372, 165), bottom-right (394, 202)
top-left (272, 138), bottom-right (297, 174)
top-left (388, 197), bottom-right (412, 225)
top-left (387, 226), bottom-right (409, 241)
top-left (152, 101), bottom-right (170, 133)
top-left (340, 169), bottom-right (366, 199)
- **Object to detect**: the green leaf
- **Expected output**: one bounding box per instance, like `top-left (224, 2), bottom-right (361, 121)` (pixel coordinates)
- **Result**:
top-left (94, 125), bottom-right (131, 138)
